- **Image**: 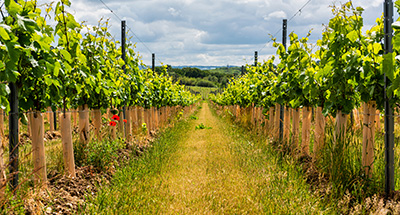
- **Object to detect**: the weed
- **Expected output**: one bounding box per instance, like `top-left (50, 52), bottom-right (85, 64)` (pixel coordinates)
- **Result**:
top-left (140, 123), bottom-right (148, 135)
top-left (86, 139), bottom-right (124, 171)
top-left (74, 137), bottom-right (124, 171)
top-left (195, 123), bottom-right (212, 130)
top-left (190, 115), bottom-right (199, 120)
top-left (315, 123), bottom-right (380, 205)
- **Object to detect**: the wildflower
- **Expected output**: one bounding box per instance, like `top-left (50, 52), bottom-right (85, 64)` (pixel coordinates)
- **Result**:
top-left (112, 114), bottom-right (120, 121)
top-left (109, 121), bottom-right (117, 127)
top-left (123, 119), bottom-right (127, 123)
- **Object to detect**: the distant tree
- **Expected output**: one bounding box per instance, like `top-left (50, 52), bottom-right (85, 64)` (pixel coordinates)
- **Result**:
top-left (196, 80), bottom-right (215, 88)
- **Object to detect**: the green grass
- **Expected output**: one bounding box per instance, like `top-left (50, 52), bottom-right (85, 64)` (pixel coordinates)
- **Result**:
top-left (81, 102), bottom-right (334, 214)
top-left (211, 104), bottom-right (335, 214)
top-left (78, 111), bottom-right (194, 214)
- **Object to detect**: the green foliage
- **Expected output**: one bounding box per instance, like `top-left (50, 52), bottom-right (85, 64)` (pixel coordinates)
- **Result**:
top-left (0, 0), bottom-right (199, 115)
top-left (195, 123), bottom-right (212, 130)
top-left (316, 125), bottom-right (380, 203)
top-left (86, 139), bottom-right (125, 171)
top-left (141, 123), bottom-right (148, 134)
top-left (211, 1), bottom-right (394, 117)
top-left (74, 138), bottom-right (125, 171)
top-left (190, 115), bottom-right (199, 120)
top-left (166, 65), bottom-right (237, 88)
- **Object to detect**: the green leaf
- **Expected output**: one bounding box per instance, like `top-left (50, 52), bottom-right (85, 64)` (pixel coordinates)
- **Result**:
top-left (372, 43), bottom-right (382, 55)
top-left (61, 0), bottom-right (71, 7)
top-left (5, 40), bottom-right (21, 64)
top-left (0, 26), bottom-right (10, 40)
top-left (60, 49), bottom-right (72, 62)
top-left (54, 61), bottom-right (61, 77)
top-left (383, 53), bottom-right (394, 81)
top-left (5, 0), bottom-right (22, 16)
top-left (346, 30), bottom-right (359, 43)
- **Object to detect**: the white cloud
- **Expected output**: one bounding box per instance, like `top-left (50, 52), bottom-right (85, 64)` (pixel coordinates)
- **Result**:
top-left (41, 0), bottom-right (391, 66)
top-left (168, 7), bottom-right (181, 17)
top-left (264, 10), bottom-right (287, 20)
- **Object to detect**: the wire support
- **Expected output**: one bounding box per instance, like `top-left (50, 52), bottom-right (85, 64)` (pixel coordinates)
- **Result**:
top-left (98, 0), bottom-right (163, 65)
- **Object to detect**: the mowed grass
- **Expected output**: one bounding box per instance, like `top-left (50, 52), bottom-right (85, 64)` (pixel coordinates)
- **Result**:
top-left (211, 104), bottom-right (335, 214)
top-left (78, 110), bottom-right (194, 214)
top-left (81, 102), bottom-right (334, 214)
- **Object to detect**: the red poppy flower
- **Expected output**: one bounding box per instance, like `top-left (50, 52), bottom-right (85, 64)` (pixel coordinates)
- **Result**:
top-left (111, 114), bottom-right (120, 121)
top-left (123, 119), bottom-right (127, 123)
top-left (109, 121), bottom-right (117, 127)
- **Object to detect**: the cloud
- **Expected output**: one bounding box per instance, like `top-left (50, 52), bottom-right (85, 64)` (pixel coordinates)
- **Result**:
top-left (168, 7), bottom-right (181, 17)
top-left (264, 11), bottom-right (287, 20)
top-left (45, 0), bottom-right (390, 66)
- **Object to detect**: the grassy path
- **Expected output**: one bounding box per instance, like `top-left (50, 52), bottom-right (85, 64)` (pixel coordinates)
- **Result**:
top-left (83, 102), bottom-right (333, 214)
top-left (159, 102), bottom-right (260, 214)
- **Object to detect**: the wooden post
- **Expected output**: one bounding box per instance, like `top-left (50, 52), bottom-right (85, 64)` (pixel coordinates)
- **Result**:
top-left (358, 105), bottom-right (364, 125)
top-left (60, 112), bottom-right (75, 178)
top-left (165, 106), bottom-right (169, 125)
top-left (92, 109), bottom-right (102, 141)
top-left (353, 107), bottom-right (361, 130)
top-left (79, 104), bottom-right (90, 145)
top-left (292, 108), bottom-right (300, 151)
top-left (118, 109), bottom-right (124, 138)
top-left (283, 107), bottom-right (290, 144)
top-left (150, 107), bottom-right (155, 132)
top-left (164, 106), bottom-right (168, 126)
top-left (131, 106), bottom-right (138, 135)
top-left (73, 108), bottom-right (78, 128)
top-left (137, 107), bottom-right (143, 135)
top-left (264, 108), bottom-right (268, 135)
top-left (151, 107), bottom-right (156, 131)
top-left (301, 107), bottom-right (312, 156)
top-left (258, 107), bottom-right (263, 132)
top-left (274, 104), bottom-right (281, 141)
top-left (144, 108), bottom-right (150, 136)
top-left (313, 106), bottom-right (325, 160)
top-left (250, 103), bottom-right (255, 127)
top-left (375, 109), bottom-right (381, 132)
top-left (109, 109), bottom-right (117, 140)
top-left (0, 109), bottom-right (5, 200)
top-left (131, 106), bottom-right (137, 135)
top-left (29, 111), bottom-right (47, 187)
top-left (158, 107), bottom-right (163, 129)
top-left (335, 110), bottom-right (348, 143)
top-left (125, 107), bottom-right (132, 142)
top-left (362, 101), bottom-right (376, 178)
top-left (48, 107), bottom-right (54, 132)
top-left (161, 107), bottom-right (165, 128)
top-left (269, 106), bottom-right (275, 137)
top-left (155, 107), bottom-right (159, 130)
top-left (150, 107), bottom-right (155, 133)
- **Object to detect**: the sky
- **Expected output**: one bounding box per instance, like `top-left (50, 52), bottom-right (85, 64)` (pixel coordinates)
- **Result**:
top-left (58, 0), bottom-right (389, 66)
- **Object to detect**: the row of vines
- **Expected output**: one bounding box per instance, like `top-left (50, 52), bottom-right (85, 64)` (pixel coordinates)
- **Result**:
top-left (0, 0), bottom-right (199, 207)
top-left (210, 1), bottom-right (400, 198)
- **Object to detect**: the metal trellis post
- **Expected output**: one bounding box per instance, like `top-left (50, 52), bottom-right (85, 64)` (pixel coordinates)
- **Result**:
top-left (279, 19), bottom-right (287, 141)
top-left (384, 0), bottom-right (395, 195)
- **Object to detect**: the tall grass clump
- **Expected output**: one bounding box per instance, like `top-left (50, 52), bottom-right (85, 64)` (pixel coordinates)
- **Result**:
top-left (316, 123), bottom-right (382, 204)
top-left (73, 137), bottom-right (125, 171)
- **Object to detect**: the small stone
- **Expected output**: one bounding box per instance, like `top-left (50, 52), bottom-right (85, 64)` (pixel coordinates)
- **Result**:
top-left (46, 207), bottom-right (52, 213)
